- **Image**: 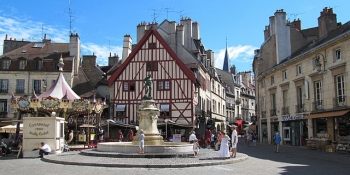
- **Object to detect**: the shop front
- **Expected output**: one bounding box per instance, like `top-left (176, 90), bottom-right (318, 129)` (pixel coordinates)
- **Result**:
top-left (306, 109), bottom-right (350, 152)
top-left (281, 115), bottom-right (308, 146)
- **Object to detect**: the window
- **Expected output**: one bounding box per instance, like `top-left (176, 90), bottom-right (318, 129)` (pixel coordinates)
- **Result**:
top-left (16, 79), bottom-right (25, 94)
top-left (0, 79), bottom-right (9, 93)
top-left (282, 90), bottom-right (288, 107)
top-left (261, 80), bottom-right (265, 88)
top-left (336, 75), bottom-right (345, 105)
top-left (296, 86), bottom-right (303, 112)
top-left (296, 64), bottom-right (302, 75)
top-left (0, 100), bottom-right (7, 112)
top-left (160, 104), bottom-right (170, 118)
top-left (148, 42), bottom-right (157, 49)
top-left (282, 71), bottom-right (287, 80)
top-left (218, 102), bottom-right (221, 113)
top-left (19, 60), bottom-right (27, 69)
top-left (315, 81), bottom-right (322, 106)
top-left (33, 80), bottom-right (41, 94)
top-left (146, 61), bottom-right (158, 71)
top-left (2, 59), bottom-right (11, 69)
top-left (53, 61), bottom-right (59, 70)
top-left (123, 81), bottom-right (135, 91)
top-left (218, 84), bottom-right (220, 95)
top-left (123, 82), bottom-right (128, 91)
top-left (262, 97), bottom-right (266, 111)
top-left (334, 49), bottom-right (341, 61)
top-left (271, 93), bottom-right (276, 114)
top-left (271, 76), bottom-right (274, 85)
top-left (35, 59), bottom-right (43, 70)
top-left (158, 81), bottom-right (170, 90)
top-left (116, 104), bottom-right (126, 116)
top-left (212, 100), bottom-right (216, 113)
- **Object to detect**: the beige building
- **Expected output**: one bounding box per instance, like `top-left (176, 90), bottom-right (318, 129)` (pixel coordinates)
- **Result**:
top-left (254, 8), bottom-right (350, 146)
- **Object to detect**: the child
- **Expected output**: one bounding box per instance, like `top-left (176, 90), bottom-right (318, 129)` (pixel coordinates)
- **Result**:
top-left (193, 138), bottom-right (199, 157)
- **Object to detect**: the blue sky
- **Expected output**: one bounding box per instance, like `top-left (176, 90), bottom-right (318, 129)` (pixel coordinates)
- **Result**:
top-left (0, 0), bottom-right (349, 72)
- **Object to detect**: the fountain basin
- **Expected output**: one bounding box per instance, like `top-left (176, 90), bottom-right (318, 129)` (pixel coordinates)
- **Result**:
top-left (97, 142), bottom-right (193, 154)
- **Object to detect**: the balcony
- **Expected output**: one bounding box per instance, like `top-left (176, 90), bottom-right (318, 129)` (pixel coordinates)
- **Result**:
top-left (281, 106), bottom-right (289, 115)
top-left (0, 89), bottom-right (8, 93)
top-left (235, 98), bottom-right (241, 104)
top-left (333, 97), bottom-right (347, 108)
top-left (16, 88), bottom-right (25, 94)
top-left (295, 104), bottom-right (304, 113)
top-left (270, 108), bottom-right (277, 116)
top-left (261, 111), bottom-right (266, 118)
top-left (312, 100), bottom-right (323, 111)
top-left (241, 103), bottom-right (249, 109)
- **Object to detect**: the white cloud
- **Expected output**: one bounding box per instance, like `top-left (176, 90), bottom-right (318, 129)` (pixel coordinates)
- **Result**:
top-left (81, 43), bottom-right (122, 66)
top-left (0, 14), bottom-right (123, 66)
top-left (0, 15), bottom-right (69, 55)
top-left (214, 45), bottom-right (258, 71)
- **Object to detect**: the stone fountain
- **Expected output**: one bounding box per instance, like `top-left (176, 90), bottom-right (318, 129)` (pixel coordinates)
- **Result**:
top-left (94, 75), bottom-right (193, 156)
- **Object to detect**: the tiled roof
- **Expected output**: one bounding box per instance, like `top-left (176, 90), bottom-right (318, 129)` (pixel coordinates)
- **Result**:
top-left (72, 67), bottom-right (103, 98)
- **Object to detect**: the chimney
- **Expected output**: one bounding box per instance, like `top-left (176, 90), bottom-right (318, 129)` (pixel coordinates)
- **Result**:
top-left (180, 17), bottom-right (192, 49)
top-left (168, 21), bottom-right (177, 52)
top-left (318, 7), bottom-right (337, 39)
top-left (5, 34), bottom-right (7, 40)
top-left (70, 33), bottom-right (81, 75)
top-left (122, 34), bottom-right (132, 63)
top-left (230, 65), bottom-right (236, 74)
top-left (206, 50), bottom-right (214, 67)
top-left (264, 26), bottom-right (270, 40)
top-left (108, 53), bottom-right (119, 66)
top-left (273, 9), bottom-right (291, 64)
top-left (289, 19), bottom-right (301, 30)
top-left (176, 24), bottom-right (184, 54)
top-left (137, 22), bottom-right (147, 43)
top-left (42, 34), bottom-right (52, 43)
top-left (192, 21), bottom-right (200, 40)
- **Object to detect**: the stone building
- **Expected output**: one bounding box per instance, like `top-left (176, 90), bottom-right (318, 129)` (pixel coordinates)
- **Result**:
top-left (253, 8), bottom-right (350, 146)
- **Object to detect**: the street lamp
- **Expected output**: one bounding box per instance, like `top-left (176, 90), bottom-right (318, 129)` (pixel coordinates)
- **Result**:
top-left (106, 119), bottom-right (116, 138)
top-left (164, 119), bottom-right (175, 139)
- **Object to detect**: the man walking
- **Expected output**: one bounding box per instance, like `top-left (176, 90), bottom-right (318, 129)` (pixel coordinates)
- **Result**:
top-left (230, 125), bottom-right (238, 158)
top-left (273, 132), bottom-right (281, 153)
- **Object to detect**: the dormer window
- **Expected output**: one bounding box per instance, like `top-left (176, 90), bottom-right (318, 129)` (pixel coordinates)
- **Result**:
top-left (19, 60), bottom-right (27, 69)
top-left (2, 59), bottom-right (11, 69)
top-left (21, 50), bottom-right (27, 53)
top-left (34, 58), bottom-right (43, 70)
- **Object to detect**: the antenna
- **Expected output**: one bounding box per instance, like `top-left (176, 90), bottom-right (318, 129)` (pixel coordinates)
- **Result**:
top-left (67, 0), bottom-right (77, 34)
top-left (150, 9), bottom-right (162, 23)
top-left (288, 12), bottom-right (305, 21)
top-left (163, 7), bottom-right (176, 20)
top-left (42, 24), bottom-right (44, 40)
top-left (177, 10), bottom-right (186, 21)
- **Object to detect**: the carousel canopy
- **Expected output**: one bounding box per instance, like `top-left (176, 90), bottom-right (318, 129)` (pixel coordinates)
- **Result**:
top-left (38, 72), bottom-right (80, 100)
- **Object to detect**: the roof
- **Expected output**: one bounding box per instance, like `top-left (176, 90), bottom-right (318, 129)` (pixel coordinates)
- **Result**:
top-left (108, 27), bottom-right (196, 86)
top-left (38, 72), bottom-right (80, 99)
top-left (72, 67), bottom-right (102, 98)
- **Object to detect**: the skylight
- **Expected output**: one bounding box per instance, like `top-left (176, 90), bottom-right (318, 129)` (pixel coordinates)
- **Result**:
top-left (32, 43), bottom-right (45, 48)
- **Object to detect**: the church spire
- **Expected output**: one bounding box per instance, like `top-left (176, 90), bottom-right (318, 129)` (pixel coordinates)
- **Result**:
top-left (223, 38), bottom-right (229, 71)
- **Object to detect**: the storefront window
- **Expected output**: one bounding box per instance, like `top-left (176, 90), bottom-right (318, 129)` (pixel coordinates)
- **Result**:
top-left (337, 116), bottom-right (350, 136)
top-left (315, 118), bottom-right (327, 134)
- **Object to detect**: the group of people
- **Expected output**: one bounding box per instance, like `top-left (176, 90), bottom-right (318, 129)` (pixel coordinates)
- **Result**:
top-left (189, 125), bottom-right (238, 159)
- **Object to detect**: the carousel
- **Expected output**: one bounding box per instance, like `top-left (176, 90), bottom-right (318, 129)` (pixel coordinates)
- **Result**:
top-left (10, 56), bottom-right (107, 157)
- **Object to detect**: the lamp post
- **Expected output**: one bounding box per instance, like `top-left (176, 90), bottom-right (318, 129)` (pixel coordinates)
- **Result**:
top-left (164, 119), bottom-right (175, 139)
top-left (106, 119), bottom-right (116, 138)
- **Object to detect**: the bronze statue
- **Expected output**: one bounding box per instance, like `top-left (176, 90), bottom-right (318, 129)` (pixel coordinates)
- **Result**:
top-left (143, 74), bottom-right (154, 98)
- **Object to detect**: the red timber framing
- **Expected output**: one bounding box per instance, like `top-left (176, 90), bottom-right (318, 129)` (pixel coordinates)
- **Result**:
top-left (108, 27), bottom-right (197, 126)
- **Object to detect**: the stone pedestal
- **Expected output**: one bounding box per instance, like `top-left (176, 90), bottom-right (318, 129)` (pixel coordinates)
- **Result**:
top-left (132, 99), bottom-right (164, 145)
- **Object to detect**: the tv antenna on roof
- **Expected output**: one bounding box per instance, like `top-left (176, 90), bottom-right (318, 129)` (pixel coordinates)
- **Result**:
top-left (177, 10), bottom-right (186, 21)
top-left (288, 12), bottom-right (305, 21)
top-left (66, 0), bottom-right (77, 34)
top-left (162, 7), bottom-right (176, 20)
top-left (150, 9), bottom-right (162, 23)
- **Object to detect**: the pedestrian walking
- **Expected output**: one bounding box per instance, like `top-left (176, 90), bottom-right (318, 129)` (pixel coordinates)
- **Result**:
top-left (189, 131), bottom-right (196, 143)
top-left (273, 132), bottom-right (281, 153)
top-left (246, 132), bottom-right (252, 147)
top-left (230, 125), bottom-right (238, 158)
top-left (215, 131), bottom-right (223, 151)
top-left (193, 138), bottom-right (199, 157)
top-left (118, 129), bottom-right (123, 142)
top-left (138, 129), bottom-right (145, 154)
top-left (252, 132), bottom-right (257, 146)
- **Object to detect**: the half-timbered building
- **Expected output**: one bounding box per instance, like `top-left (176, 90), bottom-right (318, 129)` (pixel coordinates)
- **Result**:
top-left (108, 18), bottom-right (226, 140)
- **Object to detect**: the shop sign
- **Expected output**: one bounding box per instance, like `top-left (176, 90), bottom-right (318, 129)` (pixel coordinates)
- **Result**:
top-left (282, 115), bottom-right (305, 121)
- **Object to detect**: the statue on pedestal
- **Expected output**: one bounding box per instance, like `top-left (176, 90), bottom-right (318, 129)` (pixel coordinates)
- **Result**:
top-left (143, 74), bottom-right (154, 99)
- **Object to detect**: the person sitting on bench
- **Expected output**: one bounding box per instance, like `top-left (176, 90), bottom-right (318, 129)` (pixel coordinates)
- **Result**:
top-left (37, 142), bottom-right (51, 158)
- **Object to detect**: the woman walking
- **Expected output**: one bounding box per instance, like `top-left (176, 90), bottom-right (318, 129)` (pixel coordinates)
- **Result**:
top-left (138, 129), bottom-right (145, 154)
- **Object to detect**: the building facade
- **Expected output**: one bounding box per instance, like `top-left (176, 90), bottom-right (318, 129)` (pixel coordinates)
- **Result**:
top-left (254, 8), bottom-right (350, 146)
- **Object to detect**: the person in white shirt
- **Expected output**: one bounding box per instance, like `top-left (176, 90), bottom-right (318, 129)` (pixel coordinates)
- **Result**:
top-left (38, 142), bottom-right (51, 158)
top-left (189, 131), bottom-right (196, 143)
top-left (230, 125), bottom-right (238, 158)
